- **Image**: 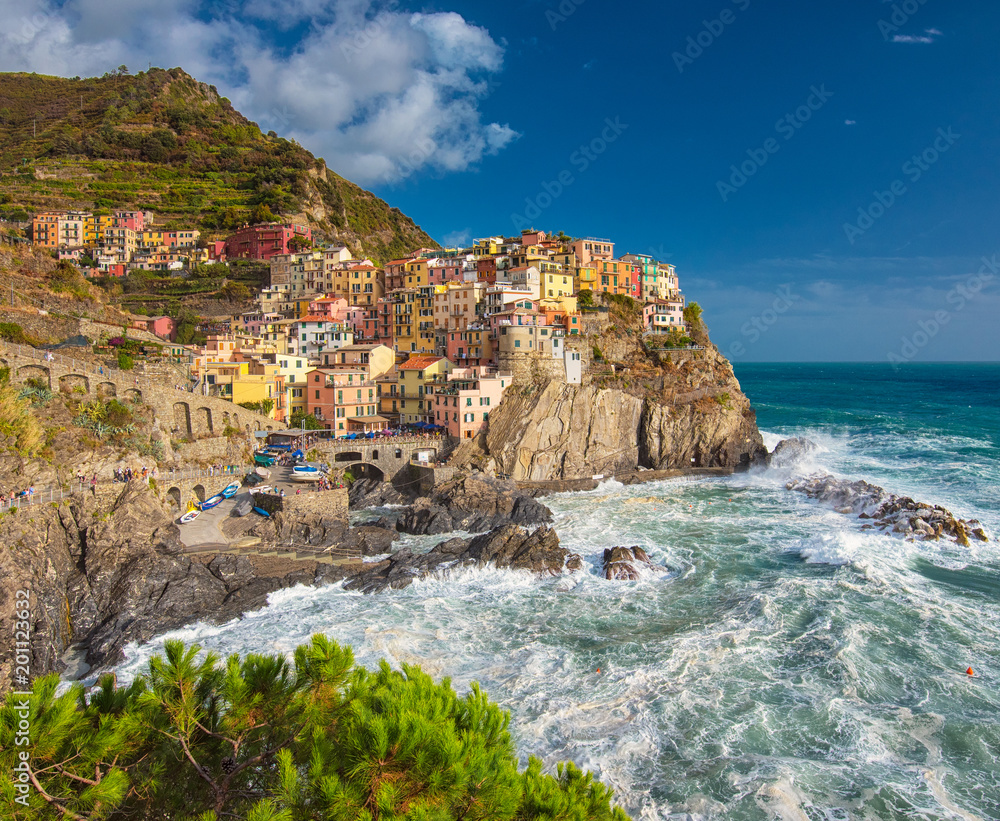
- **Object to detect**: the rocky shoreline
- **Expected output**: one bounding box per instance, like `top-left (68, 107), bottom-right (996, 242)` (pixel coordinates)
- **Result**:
top-left (5, 431), bottom-right (991, 690)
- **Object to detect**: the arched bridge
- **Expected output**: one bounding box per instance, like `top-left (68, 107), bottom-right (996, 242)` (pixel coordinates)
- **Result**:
top-left (303, 436), bottom-right (452, 486)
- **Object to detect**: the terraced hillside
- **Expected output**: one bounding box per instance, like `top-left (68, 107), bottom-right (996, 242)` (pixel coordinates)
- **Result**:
top-left (0, 68), bottom-right (438, 263)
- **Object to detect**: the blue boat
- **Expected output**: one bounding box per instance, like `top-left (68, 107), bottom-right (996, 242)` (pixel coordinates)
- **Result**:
top-left (199, 493), bottom-right (225, 510)
top-left (252, 506), bottom-right (271, 517)
top-left (221, 482), bottom-right (240, 498)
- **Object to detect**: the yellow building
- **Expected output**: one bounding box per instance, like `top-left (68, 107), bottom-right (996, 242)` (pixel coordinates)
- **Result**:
top-left (204, 360), bottom-right (285, 421)
top-left (398, 355), bottom-right (454, 425)
top-left (543, 270), bottom-right (574, 299)
top-left (393, 288), bottom-right (439, 355)
top-left (84, 214), bottom-right (115, 247)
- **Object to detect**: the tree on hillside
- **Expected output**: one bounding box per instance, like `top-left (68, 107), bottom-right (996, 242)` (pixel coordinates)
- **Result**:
top-left (290, 410), bottom-right (324, 430)
top-left (1, 636), bottom-right (631, 820)
top-left (288, 234), bottom-right (312, 252)
top-left (218, 281), bottom-right (251, 303)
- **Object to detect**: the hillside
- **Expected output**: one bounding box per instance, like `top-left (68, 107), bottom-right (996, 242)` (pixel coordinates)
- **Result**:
top-left (0, 68), bottom-right (438, 263)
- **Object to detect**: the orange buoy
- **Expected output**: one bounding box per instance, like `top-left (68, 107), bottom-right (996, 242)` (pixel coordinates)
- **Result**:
top-left (966, 667), bottom-right (975, 676)
top-left (597, 668), bottom-right (601, 673)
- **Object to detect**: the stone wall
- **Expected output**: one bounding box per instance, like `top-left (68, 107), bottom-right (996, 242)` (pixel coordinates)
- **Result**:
top-left (281, 488), bottom-right (348, 524)
top-left (0, 341), bottom-right (281, 442)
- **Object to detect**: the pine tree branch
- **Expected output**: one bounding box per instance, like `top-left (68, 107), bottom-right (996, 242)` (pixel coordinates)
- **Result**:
top-left (26, 765), bottom-right (91, 821)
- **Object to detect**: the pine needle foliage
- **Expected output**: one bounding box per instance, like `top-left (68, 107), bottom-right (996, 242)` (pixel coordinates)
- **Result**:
top-left (1, 636), bottom-right (630, 820)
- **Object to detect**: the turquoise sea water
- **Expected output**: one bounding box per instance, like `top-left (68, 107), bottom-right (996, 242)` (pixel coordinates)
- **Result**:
top-left (113, 364), bottom-right (1000, 820)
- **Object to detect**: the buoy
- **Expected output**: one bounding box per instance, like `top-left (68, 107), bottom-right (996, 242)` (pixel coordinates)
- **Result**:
top-left (966, 667), bottom-right (974, 676)
top-left (597, 668), bottom-right (601, 673)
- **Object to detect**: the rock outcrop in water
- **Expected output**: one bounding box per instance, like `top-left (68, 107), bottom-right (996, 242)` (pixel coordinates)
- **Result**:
top-left (603, 546), bottom-right (666, 580)
top-left (335, 524), bottom-right (580, 594)
top-left (395, 473), bottom-right (552, 535)
top-left (786, 474), bottom-right (990, 546)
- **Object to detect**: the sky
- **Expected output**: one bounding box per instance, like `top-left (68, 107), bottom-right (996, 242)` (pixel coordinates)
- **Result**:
top-left (1, 0), bottom-right (998, 362)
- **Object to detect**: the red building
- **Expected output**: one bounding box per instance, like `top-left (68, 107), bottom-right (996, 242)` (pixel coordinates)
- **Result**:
top-left (223, 223), bottom-right (312, 261)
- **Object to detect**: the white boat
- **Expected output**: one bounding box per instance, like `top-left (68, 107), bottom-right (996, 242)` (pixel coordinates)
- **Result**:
top-left (179, 509), bottom-right (200, 524)
top-left (292, 464), bottom-right (320, 474)
top-left (255, 467), bottom-right (271, 479)
top-left (221, 482), bottom-right (240, 498)
top-left (291, 471), bottom-right (322, 482)
top-left (248, 485), bottom-right (273, 495)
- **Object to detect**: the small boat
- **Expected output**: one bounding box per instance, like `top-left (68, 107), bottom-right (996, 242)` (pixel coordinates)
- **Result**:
top-left (248, 485), bottom-right (272, 495)
top-left (254, 466), bottom-right (271, 478)
top-left (292, 471), bottom-right (322, 482)
top-left (199, 493), bottom-right (225, 510)
top-left (252, 506), bottom-right (271, 517)
top-left (221, 482), bottom-right (240, 498)
top-left (254, 452), bottom-right (275, 467)
top-left (179, 509), bottom-right (200, 524)
top-left (292, 464), bottom-right (319, 474)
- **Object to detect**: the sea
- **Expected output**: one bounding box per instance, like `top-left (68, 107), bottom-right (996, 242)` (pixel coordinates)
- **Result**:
top-left (112, 363), bottom-right (1000, 821)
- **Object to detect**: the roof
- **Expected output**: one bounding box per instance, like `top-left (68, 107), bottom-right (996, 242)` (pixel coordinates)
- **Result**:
top-left (399, 356), bottom-right (446, 370)
top-left (348, 415), bottom-right (389, 423)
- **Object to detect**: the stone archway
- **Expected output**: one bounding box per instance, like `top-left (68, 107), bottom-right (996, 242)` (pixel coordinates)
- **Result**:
top-left (124, 388), bottom-right (142, 402)
top-left (335, 451), bottom-right (363, 463)
top-left (96, 381), bottom-right (117, 398)
top-left (195, 406), bottom-right (213, 435)
top-left (173, 402), bottom-right (192, 435)
top-left (192, 484), bottom-right (206, 502)
top-left (349, 463), bottom-right (384, 482)
top-left (58, 373), bottom-right (89, 394)
top-left (17, 364), bottom-right (49, 387)
top-left (167, 487), bottom-right (181, 508)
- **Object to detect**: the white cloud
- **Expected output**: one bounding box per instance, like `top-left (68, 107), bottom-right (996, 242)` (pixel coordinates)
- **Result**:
top-left (845, 119), bottom-right (857, 125)
top-left (0, 0), bottom-right (517, 186)
top-left (442, 228), bottom-right (471, 247)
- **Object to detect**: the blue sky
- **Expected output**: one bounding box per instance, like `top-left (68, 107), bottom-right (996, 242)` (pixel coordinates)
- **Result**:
top-left (1, 0), bottom-right (998, 361)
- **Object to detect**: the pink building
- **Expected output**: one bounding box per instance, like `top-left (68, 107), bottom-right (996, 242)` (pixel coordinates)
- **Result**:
top-left (223, 223), bottom-right (312, 261)
top-left (445, 328), bottom-right (492, 367)
top-left (113, 211), bottom-right (151, 232)
top-left (433, 368), bottom-right (511, 439)
top-left (308, 296), bottom-right (351, 322)
top-left (133, 315), bottom-right (177, 341)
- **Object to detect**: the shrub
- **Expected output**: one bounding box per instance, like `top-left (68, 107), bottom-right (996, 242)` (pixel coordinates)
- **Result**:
top-left (0, 636), bottom-right (630, 820)
top-left (117, 351), bottom-right (134, 370)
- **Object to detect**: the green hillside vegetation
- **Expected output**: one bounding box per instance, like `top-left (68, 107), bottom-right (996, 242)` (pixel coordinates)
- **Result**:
top-left (1, 635), bottom-right (630, 820)
top-left (0, 68), bottom-right (438, 263)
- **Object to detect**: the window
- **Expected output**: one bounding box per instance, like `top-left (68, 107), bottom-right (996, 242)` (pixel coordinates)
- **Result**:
top-left (314, 390), bottom-right (320, 399)
top-left (514, 339), bottom-right (521, 348)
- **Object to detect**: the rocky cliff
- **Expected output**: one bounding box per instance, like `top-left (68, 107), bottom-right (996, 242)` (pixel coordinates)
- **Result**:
top-left (485, 339), bottom-right (766, 482)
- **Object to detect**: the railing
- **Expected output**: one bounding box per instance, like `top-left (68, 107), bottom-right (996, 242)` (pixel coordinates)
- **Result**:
top-left (0, 465), bottom-right (245, 510)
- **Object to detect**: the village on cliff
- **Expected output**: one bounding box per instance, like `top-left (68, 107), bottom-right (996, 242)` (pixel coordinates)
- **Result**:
top-left (23, 210), bottom-right (690, 438)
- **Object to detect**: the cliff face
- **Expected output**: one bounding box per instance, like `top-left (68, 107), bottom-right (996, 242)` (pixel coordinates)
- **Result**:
top-left (0, 484), bottom-right (313, 689)
top-left (485, 345), bottom-right (766, 482)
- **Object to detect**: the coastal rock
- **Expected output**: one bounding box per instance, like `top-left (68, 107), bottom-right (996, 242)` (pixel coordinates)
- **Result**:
top-left (395, 474), bottom-right (552, 535)
top-left (348, 477), bottom-right (410, 509)
top-left (770, 437), bottom-right (819, 468)
top-left (786, 473), bottom-right (990, 546)
top-left (485, 347), bottom-right (767, 482)
top-left (603, 546), bottom-right (665, 580)
top-left (345, 524), bottom-right (579, 594)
